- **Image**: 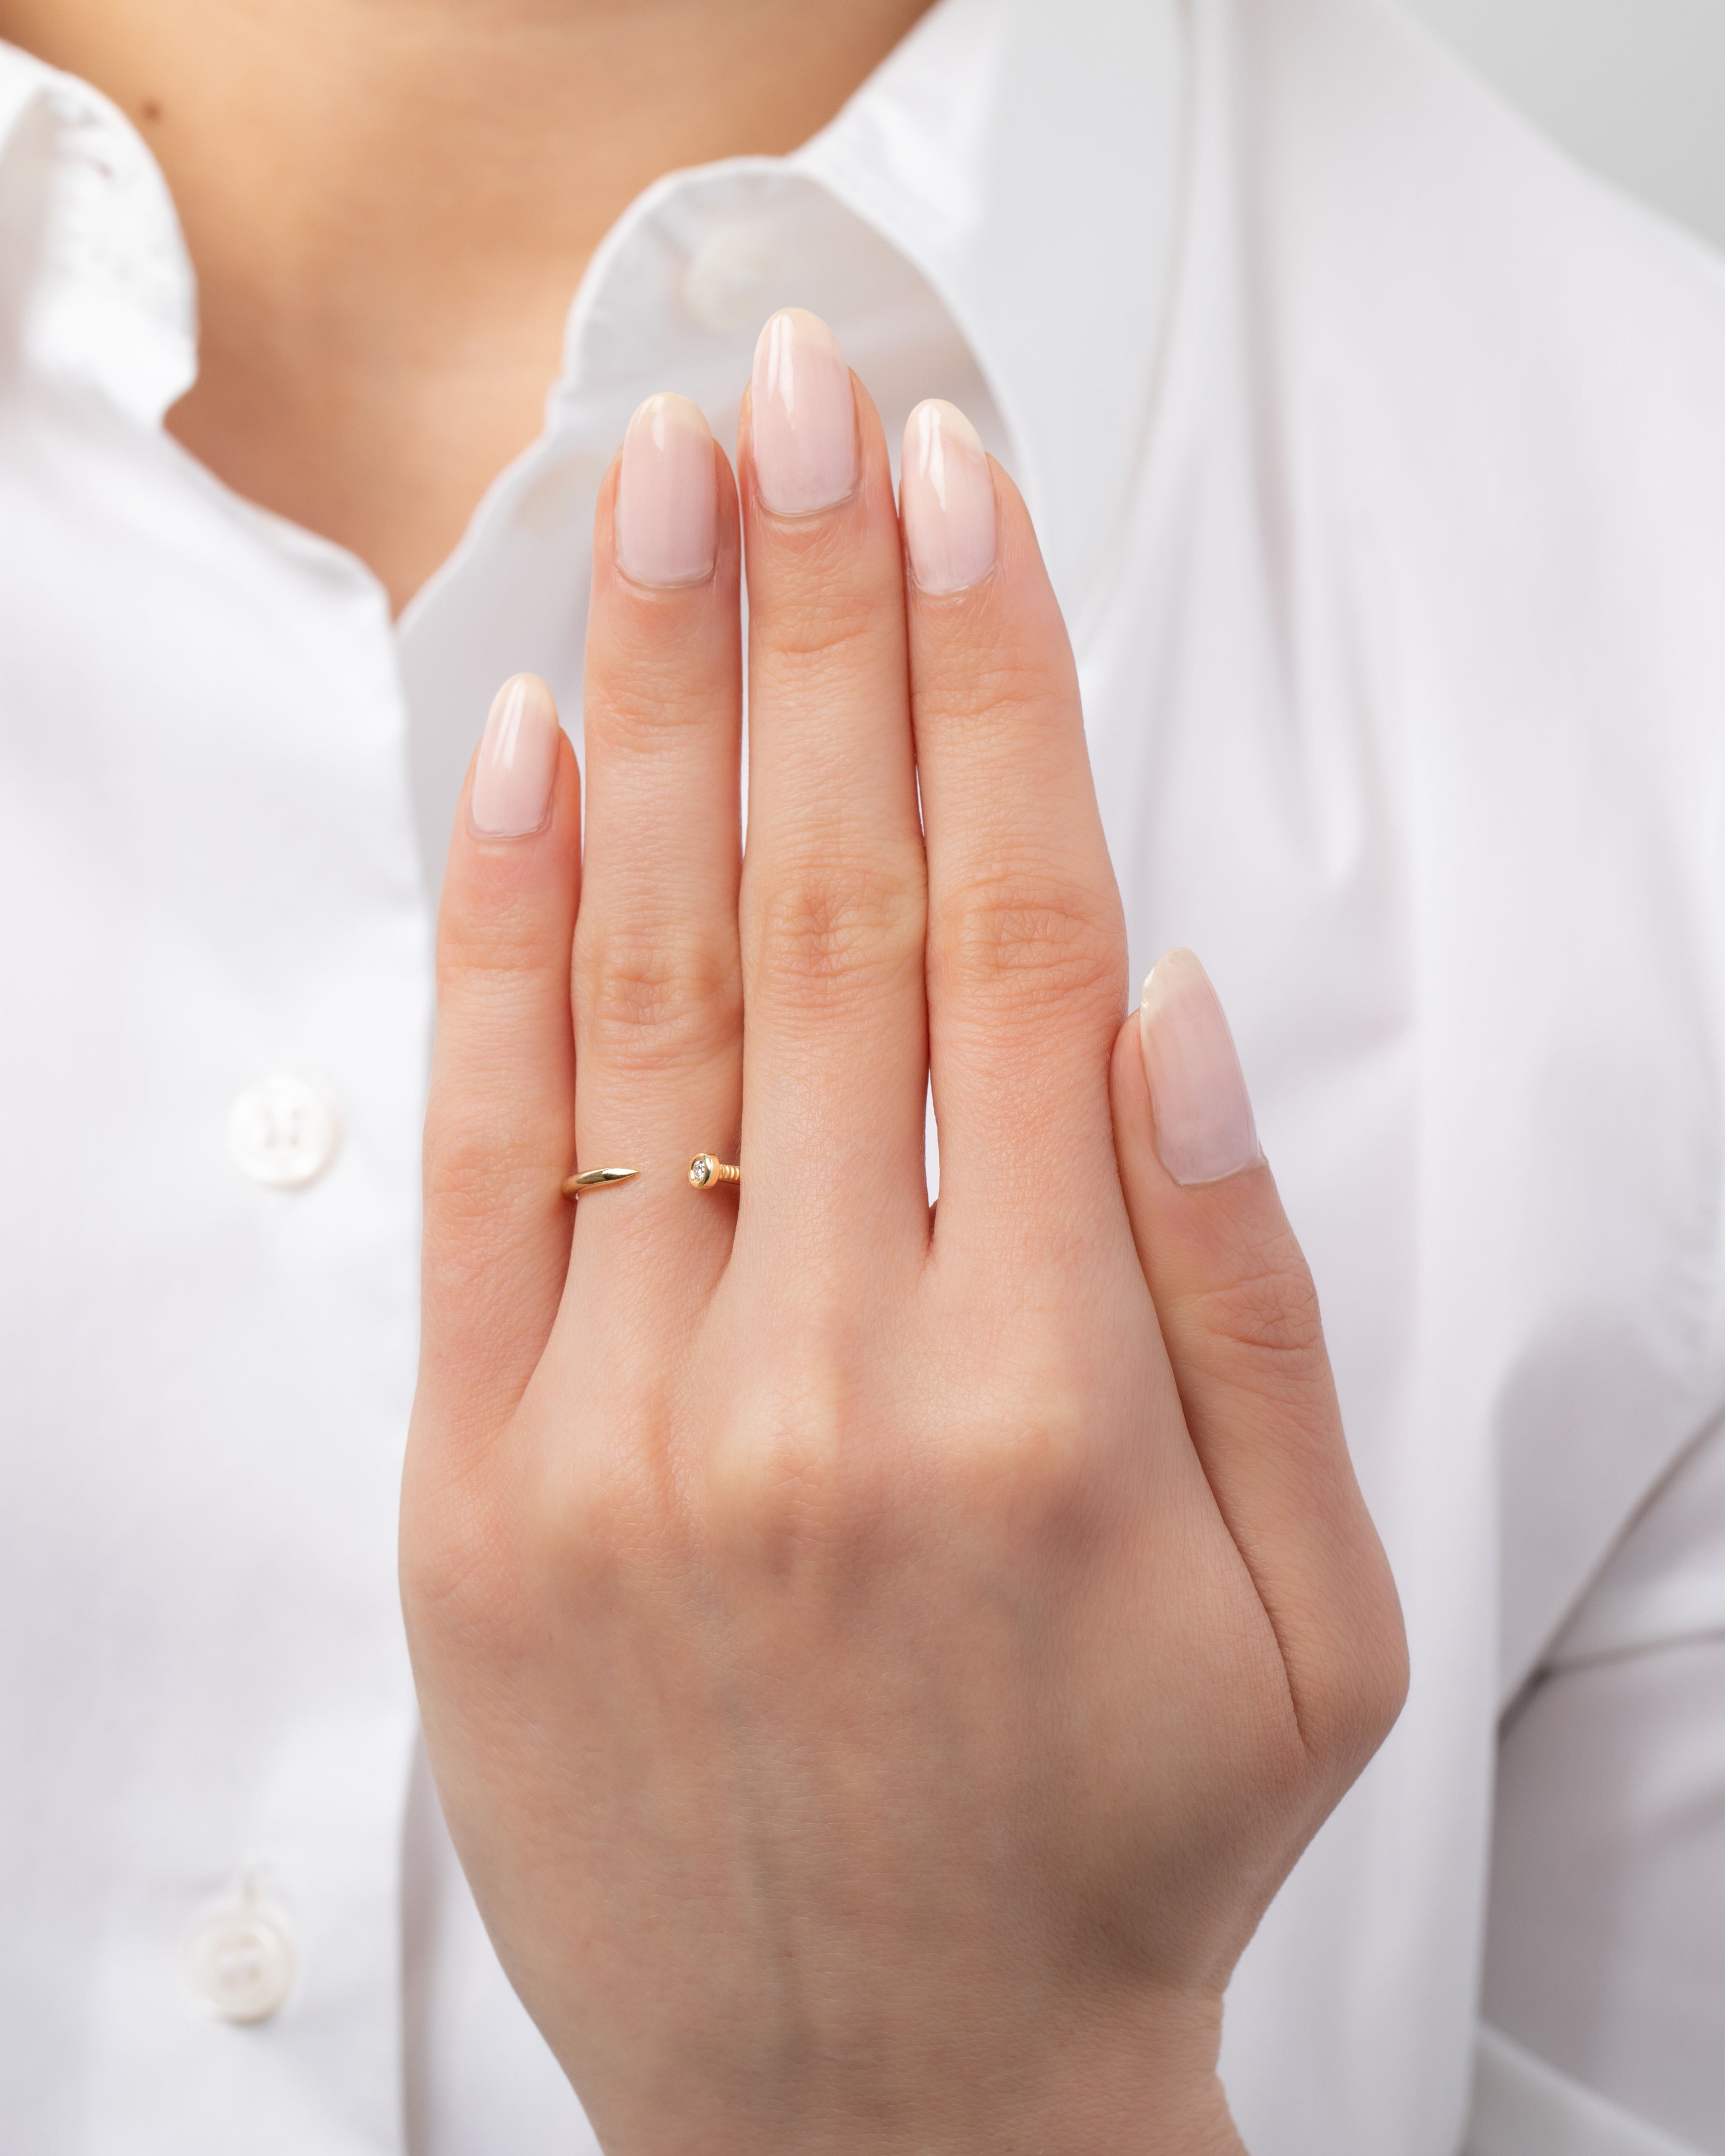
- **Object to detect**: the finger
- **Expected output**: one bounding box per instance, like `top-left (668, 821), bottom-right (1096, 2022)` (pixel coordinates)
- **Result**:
top-left (1111, 950), bottom-right (1409, 1771)
top-left (736, 309), bottom-right (929, 1269)
top-left (900, 401), bottom-right (1127, 1256)
top-left (569, 395), bottom-right (744, 1295)
top-left (419, 675), bottom-right (580, 1451)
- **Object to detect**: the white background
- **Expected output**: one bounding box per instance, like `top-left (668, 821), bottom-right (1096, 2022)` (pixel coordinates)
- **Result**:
top-left (1406, 0), bottom-right (1725, 255)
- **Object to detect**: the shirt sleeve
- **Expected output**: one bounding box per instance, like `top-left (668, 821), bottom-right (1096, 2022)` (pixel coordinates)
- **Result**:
top-left (1470, 1421), bottom-right (1725, 2155)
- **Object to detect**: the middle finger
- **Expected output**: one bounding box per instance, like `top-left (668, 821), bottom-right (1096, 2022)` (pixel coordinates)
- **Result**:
top-left (736, 309), bottom-right (930, 1273)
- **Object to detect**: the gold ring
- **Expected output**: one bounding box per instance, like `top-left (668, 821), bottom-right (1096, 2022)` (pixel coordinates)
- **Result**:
top-left (561, 1167), bottom-right (640, 1200)
top-left (688, 1154), bottom-right (740, 1189)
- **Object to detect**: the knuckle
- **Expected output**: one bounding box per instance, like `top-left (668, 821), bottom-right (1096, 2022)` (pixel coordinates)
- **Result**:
top-left (758, 588), bottom-right (887, 667)
top-left (701, 1351), bottom-right (874, 1564)
top-left (749, 857), bottom-right (925, 1004)
top-left (1184, 1231), bottom-right (1329, 1391)
top-left (1320, 1581), bottom-right (1412, 1770)
top-left (1300, 1641), bottom-right (1408, 1793)
top-left (753, 538), bottom-right (900, 662)
top-left (959, 1408), bottom-right (1102, 1549)
top-left (1272, 1521), bottom-right (1409, 1780)
top-left (930, 869), bottom-right (1124, 1023)
top-left (584, 666), bottom-right (719, 761)
top-left (936, 1330), bottom-right (1111, 1544)
top-left (544, 1432), bottom-right (679, 1594)
top-left (422, 1069), bottom-right (552, 1192)
top-left (577, 919), bottom-right (740, 1065)
top-left (411, 1402), bottom-right (680, 1645)
top-left (1354, 1638), bottom-right (1412, 1759)
top-left (699, 1327), bottom-right (1112, 1574)
top-left (421, 1112), bottom-right (545, 1250)
top-left (439, 900), bottom-right (555, 984)
top-left (421, 1128), bottom-right (494, 1249)
top-left (920, 648), bottom-right (1063, 741)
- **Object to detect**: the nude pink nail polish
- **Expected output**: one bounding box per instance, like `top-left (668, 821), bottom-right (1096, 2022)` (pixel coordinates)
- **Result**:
top-left (470, 673), bottom-right (560, 838)
top-left (901, 400), bottom-right (997, 593)
top-left (1139, 950), bottom-right (1263, 1185)
top-left (615, 393), bottom-right (719, 587)
top-left (750, 308), bottom-right (858, 516)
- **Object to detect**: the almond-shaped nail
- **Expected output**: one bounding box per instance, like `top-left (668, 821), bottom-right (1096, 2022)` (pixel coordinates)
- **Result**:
top-left (1139, 950), bottom-right (1263, 1185)
top-left (750, 307), bottom-right (857, 516)
top-left (470, 673), bottom-right (561, 838)
top-left (901, 400), bottom-right (996, 593)
top-left (615, 392), bottom-right (719, 587)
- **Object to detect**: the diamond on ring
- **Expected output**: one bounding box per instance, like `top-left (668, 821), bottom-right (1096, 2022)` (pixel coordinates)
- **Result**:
top-left (689, 1153), bottom-right (739, 1189)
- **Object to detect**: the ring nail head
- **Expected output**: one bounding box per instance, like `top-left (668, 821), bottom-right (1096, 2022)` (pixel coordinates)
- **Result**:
top-left (689, 1154), bottom-right (740, 1189)
top-left (561, 1167), bottom-right (641, 1200)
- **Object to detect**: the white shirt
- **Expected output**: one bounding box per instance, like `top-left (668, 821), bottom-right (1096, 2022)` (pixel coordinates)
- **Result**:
top-left (1, 1), bottom-right (1722, 2151)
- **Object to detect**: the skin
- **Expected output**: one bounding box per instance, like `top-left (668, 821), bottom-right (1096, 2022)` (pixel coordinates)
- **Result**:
top-left (402, 364), bottom-right (1408, 2151)
top-left (0, 4), bottom-right (1410, 2143)
top-left (0, 0), bottom-right (933, 611)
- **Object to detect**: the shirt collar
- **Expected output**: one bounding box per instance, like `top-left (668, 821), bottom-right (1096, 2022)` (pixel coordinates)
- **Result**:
top-left (0, 43), bottom-right (196, 423)
top-left (546, 0), bottom-right (1186, 626)
top-left (796, 0), bottom-right (1186, 629)
top-left (0, 0), bottom-right (1186, 622)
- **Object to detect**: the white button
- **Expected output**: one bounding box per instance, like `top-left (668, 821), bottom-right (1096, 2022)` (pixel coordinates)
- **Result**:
top-left (681, 224), bottom-right (781, 334)
top-left (226, 1074), bottom-right (339, 1188)
top-left (187, 1903), bottom-right (296, 2023)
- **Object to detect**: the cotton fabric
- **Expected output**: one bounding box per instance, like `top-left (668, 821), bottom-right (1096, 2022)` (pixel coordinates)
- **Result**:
top-left (1, 1), bottom-right (1723, 2151)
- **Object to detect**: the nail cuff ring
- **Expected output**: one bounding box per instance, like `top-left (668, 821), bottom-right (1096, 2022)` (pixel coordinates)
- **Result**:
top-left (689, 1154), bottom-right (740, 1189)
top-left (561, 1167), bottom-right (641, 1200)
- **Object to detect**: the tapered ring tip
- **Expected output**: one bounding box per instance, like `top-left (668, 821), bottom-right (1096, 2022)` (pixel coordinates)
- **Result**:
top-left (561, 1166), bottom-right (641, 1199)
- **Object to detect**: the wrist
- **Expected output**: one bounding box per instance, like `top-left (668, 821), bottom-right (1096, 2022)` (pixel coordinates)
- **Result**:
top-left (999, 1989), bottom-right (1245, 2156)
top-left (610, 1985), bottom-right (1245, 2156)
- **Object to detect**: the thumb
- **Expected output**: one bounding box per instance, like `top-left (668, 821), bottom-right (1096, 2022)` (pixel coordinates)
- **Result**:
top-left (1111, 950), bottom-right (1407, 1773)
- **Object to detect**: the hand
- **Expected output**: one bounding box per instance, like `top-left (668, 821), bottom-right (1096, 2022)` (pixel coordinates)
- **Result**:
top-left (401, 308), bottom-right (1407, 2156)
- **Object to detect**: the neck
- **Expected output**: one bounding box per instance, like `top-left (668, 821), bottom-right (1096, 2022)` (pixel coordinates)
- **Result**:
top-left (0, 0), bottom-right (931, 609)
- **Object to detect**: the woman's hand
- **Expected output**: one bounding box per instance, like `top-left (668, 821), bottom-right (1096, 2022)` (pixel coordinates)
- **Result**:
top-left (400, 309), bottom-right (1407, 2156)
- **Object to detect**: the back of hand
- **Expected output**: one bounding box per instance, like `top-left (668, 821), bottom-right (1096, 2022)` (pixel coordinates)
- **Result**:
top-left (401, 313), bottom-right (1407, 2156)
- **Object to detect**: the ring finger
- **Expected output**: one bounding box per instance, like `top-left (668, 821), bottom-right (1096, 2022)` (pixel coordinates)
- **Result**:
top-left (564, 394), bottom-right (745, 1309)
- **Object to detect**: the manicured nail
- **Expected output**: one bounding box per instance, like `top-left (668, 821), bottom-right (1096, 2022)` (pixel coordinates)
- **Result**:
top-left (901, 400), bottom-right (996, 593)
top-left (750, 307), bottom-right (857, 516)
top-left (470, 673), bottom-right (560, 837)
top-left (1139, 950), bottom-right (1263, 1185)
top-left (615, 393), bottom-right (719, 587)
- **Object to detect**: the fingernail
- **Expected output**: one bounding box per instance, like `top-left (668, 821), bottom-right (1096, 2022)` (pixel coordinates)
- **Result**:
top-left (901, 400), bottom-right (996, 593)
top-left (615, 392), bottom-right (719, 587)
top-left (750, 307), bottom-right (857, 516)
top-left (1139, 950), bottom-right (1263, 1185)
top-left (470, 673), bottom-right (560, 837)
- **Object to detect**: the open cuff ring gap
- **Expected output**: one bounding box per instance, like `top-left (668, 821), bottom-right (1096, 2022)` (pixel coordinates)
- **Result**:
top-left (558, 1162), bottom-right (740, 1197)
